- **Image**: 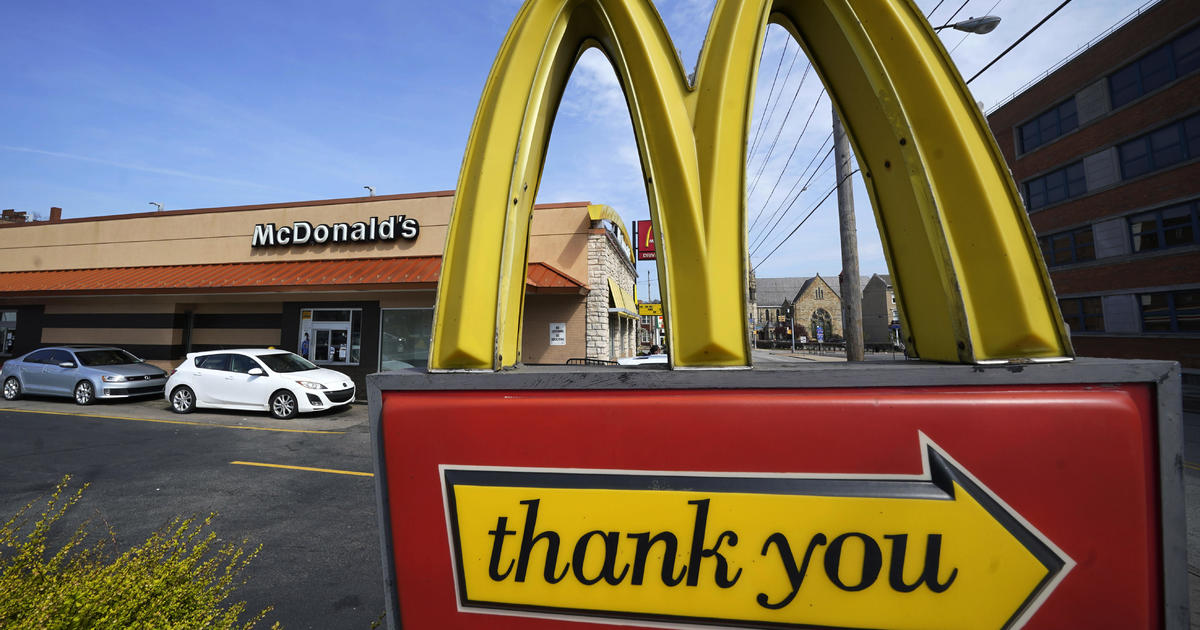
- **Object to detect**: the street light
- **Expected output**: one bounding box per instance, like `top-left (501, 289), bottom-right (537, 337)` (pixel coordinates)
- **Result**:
top-left (149, 202), bottom-right (163, 212)
top-left (363, 186), bottom-right (375, 197)
top-left (934, 15), bottom-right (1001, 34)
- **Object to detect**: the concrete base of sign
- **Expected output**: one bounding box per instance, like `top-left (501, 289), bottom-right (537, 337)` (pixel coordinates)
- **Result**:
top-left (369, 358), bottom-right (1185, 630)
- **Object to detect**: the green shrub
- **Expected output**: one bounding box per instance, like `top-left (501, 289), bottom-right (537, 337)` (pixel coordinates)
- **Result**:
top-left (0, 476), bottom-right (279, 629)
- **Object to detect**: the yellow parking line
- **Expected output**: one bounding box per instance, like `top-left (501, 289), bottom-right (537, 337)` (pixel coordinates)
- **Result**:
top-left (231, 461), bottom-right (373, 477)
top-left (1186, 462), bottom-right (1200, 472)
top-left (0, 407), bottom-right (344, 435)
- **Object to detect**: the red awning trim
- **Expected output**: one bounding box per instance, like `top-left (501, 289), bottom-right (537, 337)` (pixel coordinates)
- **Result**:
top-left (0, 257), bottom-right (588, 297)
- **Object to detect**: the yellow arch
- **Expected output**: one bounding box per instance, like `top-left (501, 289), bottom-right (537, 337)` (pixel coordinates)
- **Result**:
top-left (587, 204), bottom-right (634, 263)
top-left (430, 0), bottom-right (1072, 370)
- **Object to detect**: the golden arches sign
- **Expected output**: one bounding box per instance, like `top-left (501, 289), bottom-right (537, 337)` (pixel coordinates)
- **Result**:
top-left (430, 0), bottom-right (1072, 370)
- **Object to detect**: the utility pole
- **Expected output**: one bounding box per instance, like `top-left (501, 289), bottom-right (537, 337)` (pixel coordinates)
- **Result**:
top-left (790, 307), bottom-right (796, 353)
top-left (832, 105), bottom-right (864, 361)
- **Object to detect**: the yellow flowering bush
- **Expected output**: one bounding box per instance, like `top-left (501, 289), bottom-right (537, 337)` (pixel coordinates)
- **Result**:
top-left (0, 476), bottom-right (279, 629)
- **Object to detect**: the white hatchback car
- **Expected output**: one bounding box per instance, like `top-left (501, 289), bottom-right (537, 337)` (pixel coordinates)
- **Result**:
top-left (165, 349), bottom-right (355, 419)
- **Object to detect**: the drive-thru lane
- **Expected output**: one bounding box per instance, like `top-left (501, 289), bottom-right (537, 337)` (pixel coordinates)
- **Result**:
top-left (0, 400), bottom-right (383, 630)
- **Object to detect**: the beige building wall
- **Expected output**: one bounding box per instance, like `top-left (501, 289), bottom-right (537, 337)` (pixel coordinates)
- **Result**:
top-left (521, 294), bottom-right (587, 364)
top-left (0, 193), bottom-right (592, 276)
top-left (527, 205), bottom-right (591, 285)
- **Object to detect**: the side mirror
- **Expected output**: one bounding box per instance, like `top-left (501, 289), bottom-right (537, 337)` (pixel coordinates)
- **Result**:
top-left (58, 362), bottom-right (76, 369)
top-left (248, 367), bottom-right (265, 376)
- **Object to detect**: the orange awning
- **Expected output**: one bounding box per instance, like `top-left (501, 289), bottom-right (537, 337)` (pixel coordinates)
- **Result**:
top-left (0, 257), bottom-right (587, 296)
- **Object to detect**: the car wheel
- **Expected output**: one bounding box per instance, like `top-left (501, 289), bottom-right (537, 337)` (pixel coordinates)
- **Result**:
top-left (2, 377), bottom-right (20, 401)
top-left (170, 386), bottom-right (196, 414)
top-left (269, 390), bottom-right (298, 419)
top-left (74, 380), bottom-right (95, 406)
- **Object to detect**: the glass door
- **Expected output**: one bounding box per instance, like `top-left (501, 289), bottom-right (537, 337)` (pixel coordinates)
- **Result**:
top-left (312, 322), bottom-right (352, 365)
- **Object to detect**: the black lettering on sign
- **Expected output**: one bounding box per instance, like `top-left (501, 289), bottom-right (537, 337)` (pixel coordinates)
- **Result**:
top-left (514, 499), bottom-right (569, 584)
top-left (824, 532), bottom-right (883, 591)
top-left (571, 531), bottom-right (629, 585)
top-left (686, 499), bottom-right (742, 588)
top-left (440, 446), bottom-right (1071, 630)
top-left (886, 534), bottom-right (958, 593)
top-left (626, 531), bottom-right (686, 586)
top-left (756, 532), bottom-right (827, 609)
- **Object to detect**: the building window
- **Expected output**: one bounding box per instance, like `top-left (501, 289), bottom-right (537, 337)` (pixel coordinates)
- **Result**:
top-left (1109, 24), bottom-right (1200, 109)
top-left (811, 308), bottom-right (832, 341)
top-left (380, 308), bottom-right (433, 370)
top-left (1118, 113), bottom-right (1200, 180)
top-left (1038, 226), bottom-right (1095, 266)
top-left (1024, 161), bottom-right (1085, 211)
top-left (299, 308), bottom-right (361, 365)
top-left (1140, 290), bottom-right (1200, 333)
top-left (1177, 25), bottom-right (1200, 76)
top-left (1059, 297), bottom-right (1104, 332)
top-left (1129, 200), bottom-right (1199, 253)
top-left (815, 288), bottom-right (824, 300)
top-left (1019, 98), bottom-right (1078, 153)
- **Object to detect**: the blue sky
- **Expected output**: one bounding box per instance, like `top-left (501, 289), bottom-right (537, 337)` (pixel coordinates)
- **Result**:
top-left (1, 0), bottom-right (1150, 297)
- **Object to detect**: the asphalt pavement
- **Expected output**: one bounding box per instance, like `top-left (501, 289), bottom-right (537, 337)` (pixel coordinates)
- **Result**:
top-left (0, 395), bottom-right (380, 630)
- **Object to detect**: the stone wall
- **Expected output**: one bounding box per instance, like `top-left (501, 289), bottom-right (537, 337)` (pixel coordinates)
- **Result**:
top-left (586, 224), bottom-right (637, 360)
top-left (792, 275), bottom-right (842, 339)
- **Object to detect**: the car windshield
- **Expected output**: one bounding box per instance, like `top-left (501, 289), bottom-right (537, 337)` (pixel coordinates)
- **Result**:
top-left (257, 352), bottom-right (318, 373)
top-left (76, 349), bottom-right (140, 366)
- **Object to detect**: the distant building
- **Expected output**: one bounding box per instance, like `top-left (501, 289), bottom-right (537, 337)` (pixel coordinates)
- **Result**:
top-left (0, 209), bottom-right (28, 224)
top-left (986, 0), bottom-right (1199, 395)
top-left (754, 277), bottom-right (808, 341)
top-left (792, 275), bottom-right (842, 342)
top-left (753, 274), bottom-right (877, 344)
top-left (862, 274), bottom-right (899, 347)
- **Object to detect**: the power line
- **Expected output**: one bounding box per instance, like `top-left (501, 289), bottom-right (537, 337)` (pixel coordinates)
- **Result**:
top-left (744, 131), bottom-right (830, 240)
top-left (939, 0), bottom-right (972, 29)
top-left (748, 43), bottom-right (802, 162)
top-left (749, 145), bottom-right (835, 258)
top-left (748, 90), bottom-right (827, 231)
top-left (752, 167), bottom-right (860, 271)
top-left (748, 138), bottom-right (833, 253)
top-left (746, 30), bottom-right (788, 158)
top-left (949, 0), bottom-right (1005, 54)
top-left (747, 62), bottom-right (813, 199)
top-left (748, 128), bottom-right (831, 238)
top-left (926, 0), bottom-right (949, 22)
top-left (967, 0), bottom-right (1074, 85)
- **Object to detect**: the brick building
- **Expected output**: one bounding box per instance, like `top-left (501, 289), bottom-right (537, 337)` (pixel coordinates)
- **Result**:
top-left (986, 0), bottom-right (1199, 397)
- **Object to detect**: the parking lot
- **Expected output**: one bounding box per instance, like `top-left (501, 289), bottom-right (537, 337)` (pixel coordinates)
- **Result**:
top-left (0, 394), bottom-right (382, 630)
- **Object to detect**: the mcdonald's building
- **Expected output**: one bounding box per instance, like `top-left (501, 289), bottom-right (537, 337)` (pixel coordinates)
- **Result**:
top-left (0, 191), bottom-right (640, 392)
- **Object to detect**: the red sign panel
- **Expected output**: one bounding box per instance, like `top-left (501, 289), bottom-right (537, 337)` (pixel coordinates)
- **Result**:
top-left (377, 384), bottom-right (1163, 629)
top-left (635, 220), bottom-right (655, 261)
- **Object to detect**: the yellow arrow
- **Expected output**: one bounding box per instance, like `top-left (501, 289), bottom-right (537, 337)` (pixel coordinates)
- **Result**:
top-left (443, 436), bottom-right (1071, 630)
